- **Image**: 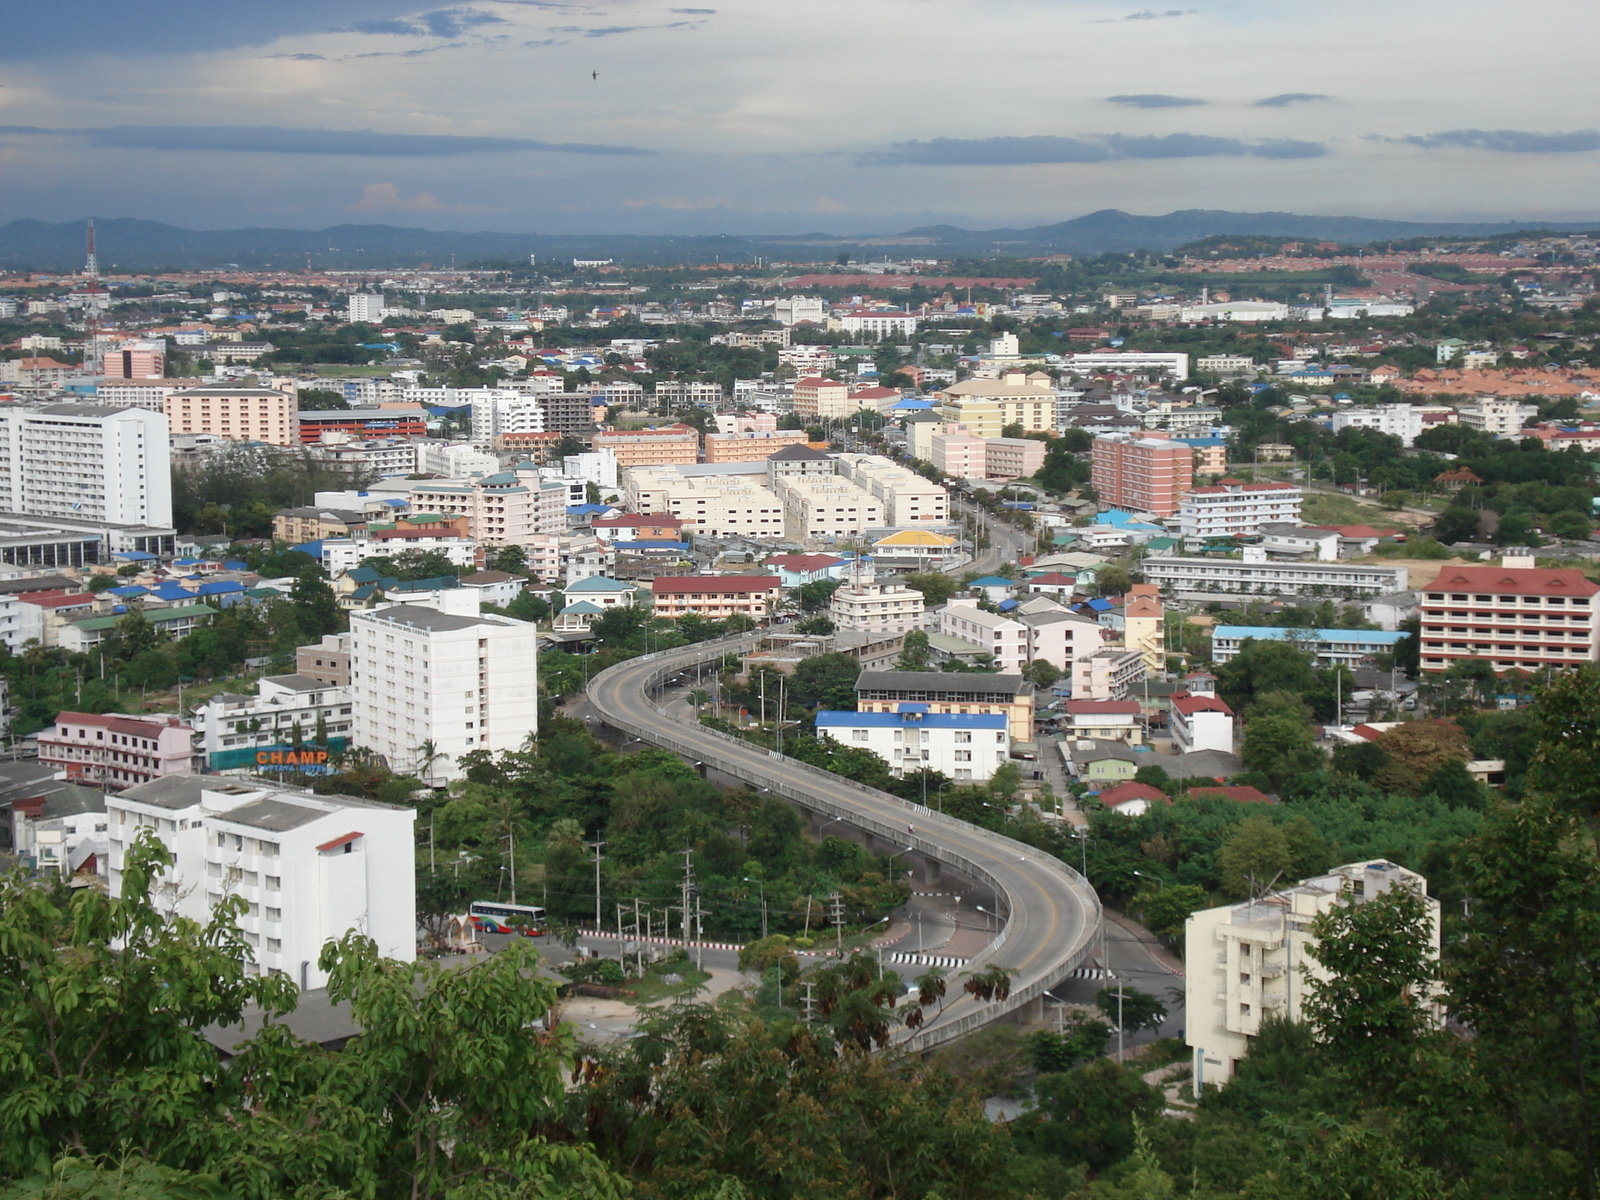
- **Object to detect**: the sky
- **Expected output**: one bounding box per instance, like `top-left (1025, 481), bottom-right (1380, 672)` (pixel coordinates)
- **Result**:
top-left (0, 0), bottom-right (1598, 236)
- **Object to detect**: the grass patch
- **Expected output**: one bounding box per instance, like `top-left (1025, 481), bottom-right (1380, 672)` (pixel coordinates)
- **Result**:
top-left (306, 364), bottom-right (395, 377)
top-left (1300, 492), bottom-right (1389, 526)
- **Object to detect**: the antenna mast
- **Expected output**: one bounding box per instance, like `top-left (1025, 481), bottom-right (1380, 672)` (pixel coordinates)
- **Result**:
top-left (83, 219), bottom-right (105, 369)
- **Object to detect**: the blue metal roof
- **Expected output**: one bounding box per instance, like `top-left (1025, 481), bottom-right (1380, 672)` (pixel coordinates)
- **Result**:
top-left (816, 710), bottom-right (1007, 730)
top-left (969, 576), bottom-right (1013, 587)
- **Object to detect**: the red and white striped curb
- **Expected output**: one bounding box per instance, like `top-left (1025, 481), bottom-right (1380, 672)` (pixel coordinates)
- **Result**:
top-left (574, 930), bottom-right (744, 952)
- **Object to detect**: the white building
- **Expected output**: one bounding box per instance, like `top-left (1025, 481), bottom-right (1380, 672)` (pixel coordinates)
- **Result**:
top-left (1259, 524), bottom-right (1340, 561)
top-left (416, 441), bottom-right (499, 478)
top-left (939, 600), bottom-right (1028, 673)
top-left (1209, 625), bottom-right (1409, 668)
top-left (349, 604), bottom-right (539, 784)
top-left (347, 293), bottom-right (386, 323)
top-left (1186, 860), bottom-right (1441, 1087)
top-left (1178, 481), bottom-right (1303, 540)
top-left (1328, 403), bottom-right (1428, 448)
top-left (465, 390), bottom-right (545, 443)
top-left (774, 296), bottom-right (827, 326)
top-left (191, 675), bottom-right (355, 772)
top-left (833, 310), bottom-right (919, 338)
top-left (0, 404), bottom-right (173, 528)
top-left (1142, 553), bottom-right (1407, 598)
top-left (1179, 301), bottom-right (1290, 323)
top-left (562, 450), bottom-right (620, 492)
top-left (1061, 351), bottom-right (1189, 379)
top-left (1455, 397), bottom-right (1540, 438)
top-left (1169, 692), bottom-right (1234, 755)
top-left (106, 775), bottom-right (416, 990)
top-left (814, 708), bottom-right (1010, 782)
top-left (829, 581), bottom-right (925, 635)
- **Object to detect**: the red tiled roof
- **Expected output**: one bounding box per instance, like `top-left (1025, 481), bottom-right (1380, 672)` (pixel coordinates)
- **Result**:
top-left (16, 591), bottom-right (94, 608)
top-left (594, 513), bottom-right (685, 528)
top-left (652, 575), bottom-right (780, 594)
top-left (1420, 565), bottom-right (1600, 597)
top-left (315, 831), bottom-right (364, 852)
top-left (1097, 781), bottom-right (1168, 808)
top-left (1028, 572), bottom-right (1077, 585)
top-left (1065, 700), bottom-right (1142, 716)
top-left (1307, 524), bottom-right (1403, 539)
top-left (47, 711), bottom-right (187, 738)
top-left (1170, 693), bottom-right (1233, 716)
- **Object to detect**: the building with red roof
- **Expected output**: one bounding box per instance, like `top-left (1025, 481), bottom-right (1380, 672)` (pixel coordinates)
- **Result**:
top-left (1418, 556), bottom-right (1600, 673)
top-left (38, 712), bottom-right (196, 788)
top-left (1097, 781), bottom-right (1169, 815)
top-left (1170, 692), bottom-right (1235, 756)
top-left (652, 574), bottom-right (781, 620)
top-left (1178, 479), bottom-right (1303, 539)
top-left (1062, 699), bottom-right (1143, 744)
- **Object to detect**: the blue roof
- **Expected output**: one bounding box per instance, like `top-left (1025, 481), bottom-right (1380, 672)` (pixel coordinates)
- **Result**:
top-left (566, 576), bottom-right (631, 592)
top-left (1212, 625), bottom-right (1408, 646)
top-left (198, 580), bottom-right (245, 596)
top-left (997, 598), bottom-right (1019, 611)
top-left (292, 541), bottom-right (323, 557)
top-left (115, 551), bottom-right (158, 562)
top-left (390, 576), bottom-right (460, 592)
top-left (1175, 436), bottom-right (1226, 447)
top-left (628, 540), bottom-right (690, 551)
top-left (561, 601), bottom-right (604, 614)
top-left (568, 503), bottom-right (612, 515)
top-left (223, 560), bottom-right (248, 570)
top-left (153, 583), bottom-right (197, 600)
top-left (969, 576), bottom-right (1013, 587)
top-left (1085, 598), bottom-right (1114, 612)
top-left (815, 710), bottom-right (1008, 731)
top-left (172, 558), bottom-right (201, 566)
top-left (109, 585), bottom-right (147, 598)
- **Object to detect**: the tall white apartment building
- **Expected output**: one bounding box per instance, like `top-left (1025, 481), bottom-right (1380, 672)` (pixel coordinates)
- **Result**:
top-left (0, 405), bottom-right (173, 527)
top-left (1178, 480), bottom-right (1303, 540)
top-left (1329, 403), bottom-right (1426, 447)
top-left (814, 709), bottom-right (1009, 782)
top-left (1186, 860), bottom-right (1441, 1087)
top-left (349, 604), bottom-right (539, 783)
top-left (1456, 397), bottom-right (1540, 438)
top-left (829, 582), bottom-right (925, 635)
top-left (347, 293), bottom-right (386, 323)
top-left (938, 600), bottom-right (1029, 673)
top-left (466, 391), bottom-right (545, 443)
top-left (775, 474), bottom-right (885, 540)
top-left (105, 775), bottom-right (416, 990)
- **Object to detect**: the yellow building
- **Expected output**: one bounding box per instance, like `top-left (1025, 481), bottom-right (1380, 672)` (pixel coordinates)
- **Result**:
top-left (936, 370), bottom-right (1057, 437)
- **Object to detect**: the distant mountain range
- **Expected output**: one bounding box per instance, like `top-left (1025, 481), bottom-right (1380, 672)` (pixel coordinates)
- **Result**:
top-left (0, 209), bottom-right (1595, 272)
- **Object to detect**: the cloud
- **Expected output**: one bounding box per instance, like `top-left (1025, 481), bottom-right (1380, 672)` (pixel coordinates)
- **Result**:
top-left (0, 124), bottom-right (652, 157)
top-left (621, 194), bottom-right (730, 210)
top-left (1396, 128), bottom-right (1600, 153)
top-left (272, 52), bottom-right (327, 60)
top-left (347, 7), bottom-right (506, 37)
top-left (863, 133), bottom-right (1327, 166)
top-left (1254, 92), bottom-right (1331, 107)
top-left (349, 183), bottom-right (448, 211)
top-left (1107, 94), bottom-right (1205, 108)
top-left (1121, 9), bottom-right (1189, 18)
top-left (671, 7), bottom-right (716, 11)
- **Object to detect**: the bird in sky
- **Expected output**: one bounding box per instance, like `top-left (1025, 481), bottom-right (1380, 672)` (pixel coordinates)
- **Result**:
top-left (592, 70), bottom-right (599, 81)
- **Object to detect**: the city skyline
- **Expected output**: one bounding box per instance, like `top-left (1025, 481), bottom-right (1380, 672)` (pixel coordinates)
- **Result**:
top-left (1, 0), bottom-right (1598, 235)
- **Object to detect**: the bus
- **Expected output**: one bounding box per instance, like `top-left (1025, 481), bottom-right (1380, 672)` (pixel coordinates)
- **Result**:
top-left (468, 901), bottom-right (547, 937)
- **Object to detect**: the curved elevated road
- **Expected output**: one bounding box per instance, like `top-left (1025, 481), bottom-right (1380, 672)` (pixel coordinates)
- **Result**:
top-left (587, 630), bottom-right (1101, 1049)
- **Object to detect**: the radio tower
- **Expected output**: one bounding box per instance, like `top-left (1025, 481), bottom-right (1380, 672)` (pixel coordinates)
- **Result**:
top-left (83, 219), bottom-right (105, 369)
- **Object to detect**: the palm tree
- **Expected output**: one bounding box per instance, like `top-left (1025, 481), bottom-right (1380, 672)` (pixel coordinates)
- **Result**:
top-left (415, 739), bottom-right (448, 788)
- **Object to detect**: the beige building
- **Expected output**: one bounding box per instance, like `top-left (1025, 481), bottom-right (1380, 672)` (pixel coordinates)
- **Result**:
top-left (776, 474), bottom-right (886, 541)
top-left (833, 454), bottom-right (949, 526)
top-left (702, 429), bottom-right (811, 462)
top-left (1455, 397), bottom-right (1540, 437)
top-left (828, 581), bottom-right (925, 634)
top-left (1120, 585), bottom-right (1164, 670)
top-left (273, 506), bottom-right (369, 543)
top-left (407, 470), bottom-right (567, 545)
top-left (854, 670), bottom-right (1035, 742)
top-left (591, 425), bottom-right (699, 470)
top-left (165, 387), bottom-right (297, 447)
top-left (625, 466), bottom-right (788, 539)
top-left (936, 370), bottom-right (1058, 437)
top-left (1186, 861), bottom-right (1441, 1089)
top-left (652, 574), bottom-right (781, 619)
top-left (792, 377), bottom-right (853, 420)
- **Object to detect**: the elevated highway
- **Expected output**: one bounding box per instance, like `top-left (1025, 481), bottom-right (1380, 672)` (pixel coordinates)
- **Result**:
top-left (587, 629), bottom-right (1101, 1049)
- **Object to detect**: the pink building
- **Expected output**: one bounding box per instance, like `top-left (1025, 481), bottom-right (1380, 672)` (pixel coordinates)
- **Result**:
top-left (985, 436), bottom-right (1046, 481)
top-left (931, 427), bottom-right (987, 479)
top-left (1091, 431), bottom-right (1194, 517)
top-left (38, 712), bottom-right (197, 789)
top-left (101, 344), bottom-right (165, 379)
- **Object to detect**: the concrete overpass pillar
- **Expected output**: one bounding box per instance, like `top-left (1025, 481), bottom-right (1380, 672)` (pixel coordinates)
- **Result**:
top-left (919, 858), bottom-right (942, 887)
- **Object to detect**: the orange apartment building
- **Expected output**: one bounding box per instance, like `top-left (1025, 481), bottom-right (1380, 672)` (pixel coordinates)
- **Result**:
top-left (1418, 557), bottom-right (1600, 674)
top-left (791, 377), bottom-right (853, 420)
top-left (165, 387), bottom-right (297, 446)
top-left (592, 424), bottom-right (700, 470)
top-left (1090, 431), bottom-right (1194, 517)
top-left (651, 574), bottom-right (781, 619)
top-left (702, 429), bottom-right (812, 462)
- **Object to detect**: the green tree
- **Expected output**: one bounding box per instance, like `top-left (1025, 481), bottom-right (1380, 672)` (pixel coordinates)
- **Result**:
top-left (1017, 1059), bottom-right (1163, 1172)
top-left (795, 578), bottom-right (843, 611)
top-left (1217, 815), bottom-right (1294, 897)
top-left (288, 568), bottom-right (344, 639)
top-left (896, 628), bottom-right (932, 671)
top-left (1131, 883), bottom-right (1208, 943)
top-left (1241, 712), bottom-right (1323, 792)
top-left (902, 572), bottom-right (957, 607)
top-left (1023, 659), bottom-right (1061, 688)
top-left (1095, 564), bottom-right (1133, 597)
top-left (1094, 984), bottom-right (1168, 1035)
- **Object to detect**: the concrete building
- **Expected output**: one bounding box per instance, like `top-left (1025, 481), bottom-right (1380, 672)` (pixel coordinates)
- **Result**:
top-left (592, 425), bottom-right (700, 470)
top-left (0, 405), bottom-right (173, 529)
top-left (833, 310), bottom-right (919, 339)
top-left (106, 775), bottom-right (415, 989)
top-left (833, 454), bottom-right (949, 526)
top-left (791, 377), bottom-right (854, 421)
top-left (829, 581), bottom-right (925, 635)
top-left (1418, 557), bottom-right (1600, 674)
top-left (1061, 351), bottom-right (1189, 378)
top-left (937, 371), bottom-right (1058, 437)
top-left (1061, 700), bottom-right (1143, 744)
top-left (1186, 860), bottom-right (1440, 1086)
top-left (776, 474), bottom-right (886, 541)
top-left (1178, 480), bottom-right (1303, 540)
top-left (1142, 553), bottom-right (1408, 598)
top-left (1455, 397), bottom-right (1540, 438)
top-left (349, 605), bottom-right (539, 784)
top-left (1169, 692), bottom-right (1235, 755)
top-left (814, 709), bottom-right (1009, 782)
top-left (165, 387), bottom-right (297, 447)
top-left (59, 604), bottom-right (214, 653)
top-left (1209, 625), bottom-right (1410, 668)
top-left (1017, 607), bottom-right (1105, 682)
top-left (651, 574), bottom-right (781, 620)
top-left (296, 633), bottom-right (350, 686)
top-left (702, 430), bottom-right (812, 462)
top-left (408, 471), bottom-right (567, 544)
top-left (1259, 525), bottom-right (1340, 561)
top-left (1120, 584), bottom-right (1165, 670)
top-left (1077, 648), bottom-right (1149, 702)
top-left (1092, 432), bottom-right (1194, 518)
top-left (273, 507), bottom-right (369, 544)
top-left (191, 675), bottom-right (354, 773)
top-left (625, 465), bottom-right (788, 540)
top-left (38, 712), bottom-right (196, 788)
top-left (1329, 403), bottom-right (1427, 448)
top-left (347, 293), bottom-right (386, 323)
top-left (854, 670), bottom-right (1036, 742)
top-left (938, 600), bottom-right (1028, 673)
top-left (101, 342), bottom-right (165, 379)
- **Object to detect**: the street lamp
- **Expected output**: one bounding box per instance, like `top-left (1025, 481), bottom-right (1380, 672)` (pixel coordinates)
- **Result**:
top-left (743, 876), bottom-right (767, 939)
top-left (1071, 829), bottom-right (1091, 879)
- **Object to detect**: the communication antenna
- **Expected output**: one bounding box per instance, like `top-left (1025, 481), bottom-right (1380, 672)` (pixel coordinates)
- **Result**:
top-left (83, 219), bottom-right (105, 367)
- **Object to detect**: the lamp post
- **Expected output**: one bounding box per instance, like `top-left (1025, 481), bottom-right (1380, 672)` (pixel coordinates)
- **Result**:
top-left (744, 876), bottom-right (767, 939)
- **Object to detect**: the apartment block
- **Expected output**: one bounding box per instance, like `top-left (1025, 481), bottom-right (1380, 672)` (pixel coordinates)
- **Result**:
top-left (936, 371), bottom-right (1058, 437)
top-left (1141, 553), bottom-right (1408, 597)
top-left (1455, 397), bottom-right (1540, 438)
top-left (165, 387), bottom-right (297, 447)
top-left (407, 471), bottom-right (567, 544)
top-left (939, 599), bottom-right (1029, 673)
top-left (1209, 625), bottom-right (1409, 668)
top-left (349, 604), bottom-right (539, 783)
top-left (592, 424), bottom-right (699, 470)
top-left (775, 474), bottom-right (886, 540)
top-left (1418, 557), bottom-right (1600, 674)
top-left (106, 775), bottom-right (415, 989)
top-left (625, 466), bottom-right (788, 539)
top-left (1178, 480), bottom-right (1303, 540)
top-left (833, 454), bottom-right (949, 526)
top-left (814, 709), bottom-right (1009, 782)
top-left (38, 712), bottom-right (196, 788)
top-left (1017, 608), bottom-right (1106, 690)
top-left (1077, 648), bottom-right (1149, 702)
top-left (854, 670), bottom-right (1036, 742)
top-left (651, 575), bottom-right (781, 619)
top-left (296, 633), bottom-right (351, 687)
top-left (791, 377), bottom-right (854, 420)
top-left (1169, 692), bottom-right (1234, 755)
top-left (191, 675), bottom-right (354, 772)
top-left (702, 429), bottom-right (811, 462)
top-left (1186, 861), bottom-right (1440, 1085)
top-left (1091, 432), bottom-right (1194, 517)
top-left (1061, 700), bottom-right (1143, 744)
top-left (829, 582), bottom-right (925, 635)
top-left (101, 342), bottom-right (165, 379)
top-left (0, 405), bottom-right (173, 528)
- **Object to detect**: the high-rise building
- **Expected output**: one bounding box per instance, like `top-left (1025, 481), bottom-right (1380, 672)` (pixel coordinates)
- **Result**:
top-left (164, 387), bottom-right (297, 447)
top-left (105, 775), bottom-right (415, 989)
top-left (349, 604), bottom-right (540, 784)
top-left (0, 405), bottom-right (173, 528)
top-left (1418, 555), bottom-right (1600, 674)
top-left (347, 293), bottom-right (385, 323)
top-left (592, 425), bottom-right (700, 470)
top-left (1091, 432), bottom-right (1194, 517)
top-left (100, 342), bottom-right (165, 379)
top-left (1177, 479), bottom-right (1303, 540)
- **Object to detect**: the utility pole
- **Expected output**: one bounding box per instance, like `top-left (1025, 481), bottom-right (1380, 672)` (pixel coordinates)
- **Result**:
top-left (679, 847), bottom-right (697, 945)
top-left (589, 840), bottom-right (605, 931)
top-left (502, 831), bottom-right (517, 905)
top-left (829, 891), bottom-right (845, 954)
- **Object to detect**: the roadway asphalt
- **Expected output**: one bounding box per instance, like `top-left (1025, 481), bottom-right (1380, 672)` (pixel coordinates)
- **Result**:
top-left (585, 632), bottom-right (1101, 1046)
